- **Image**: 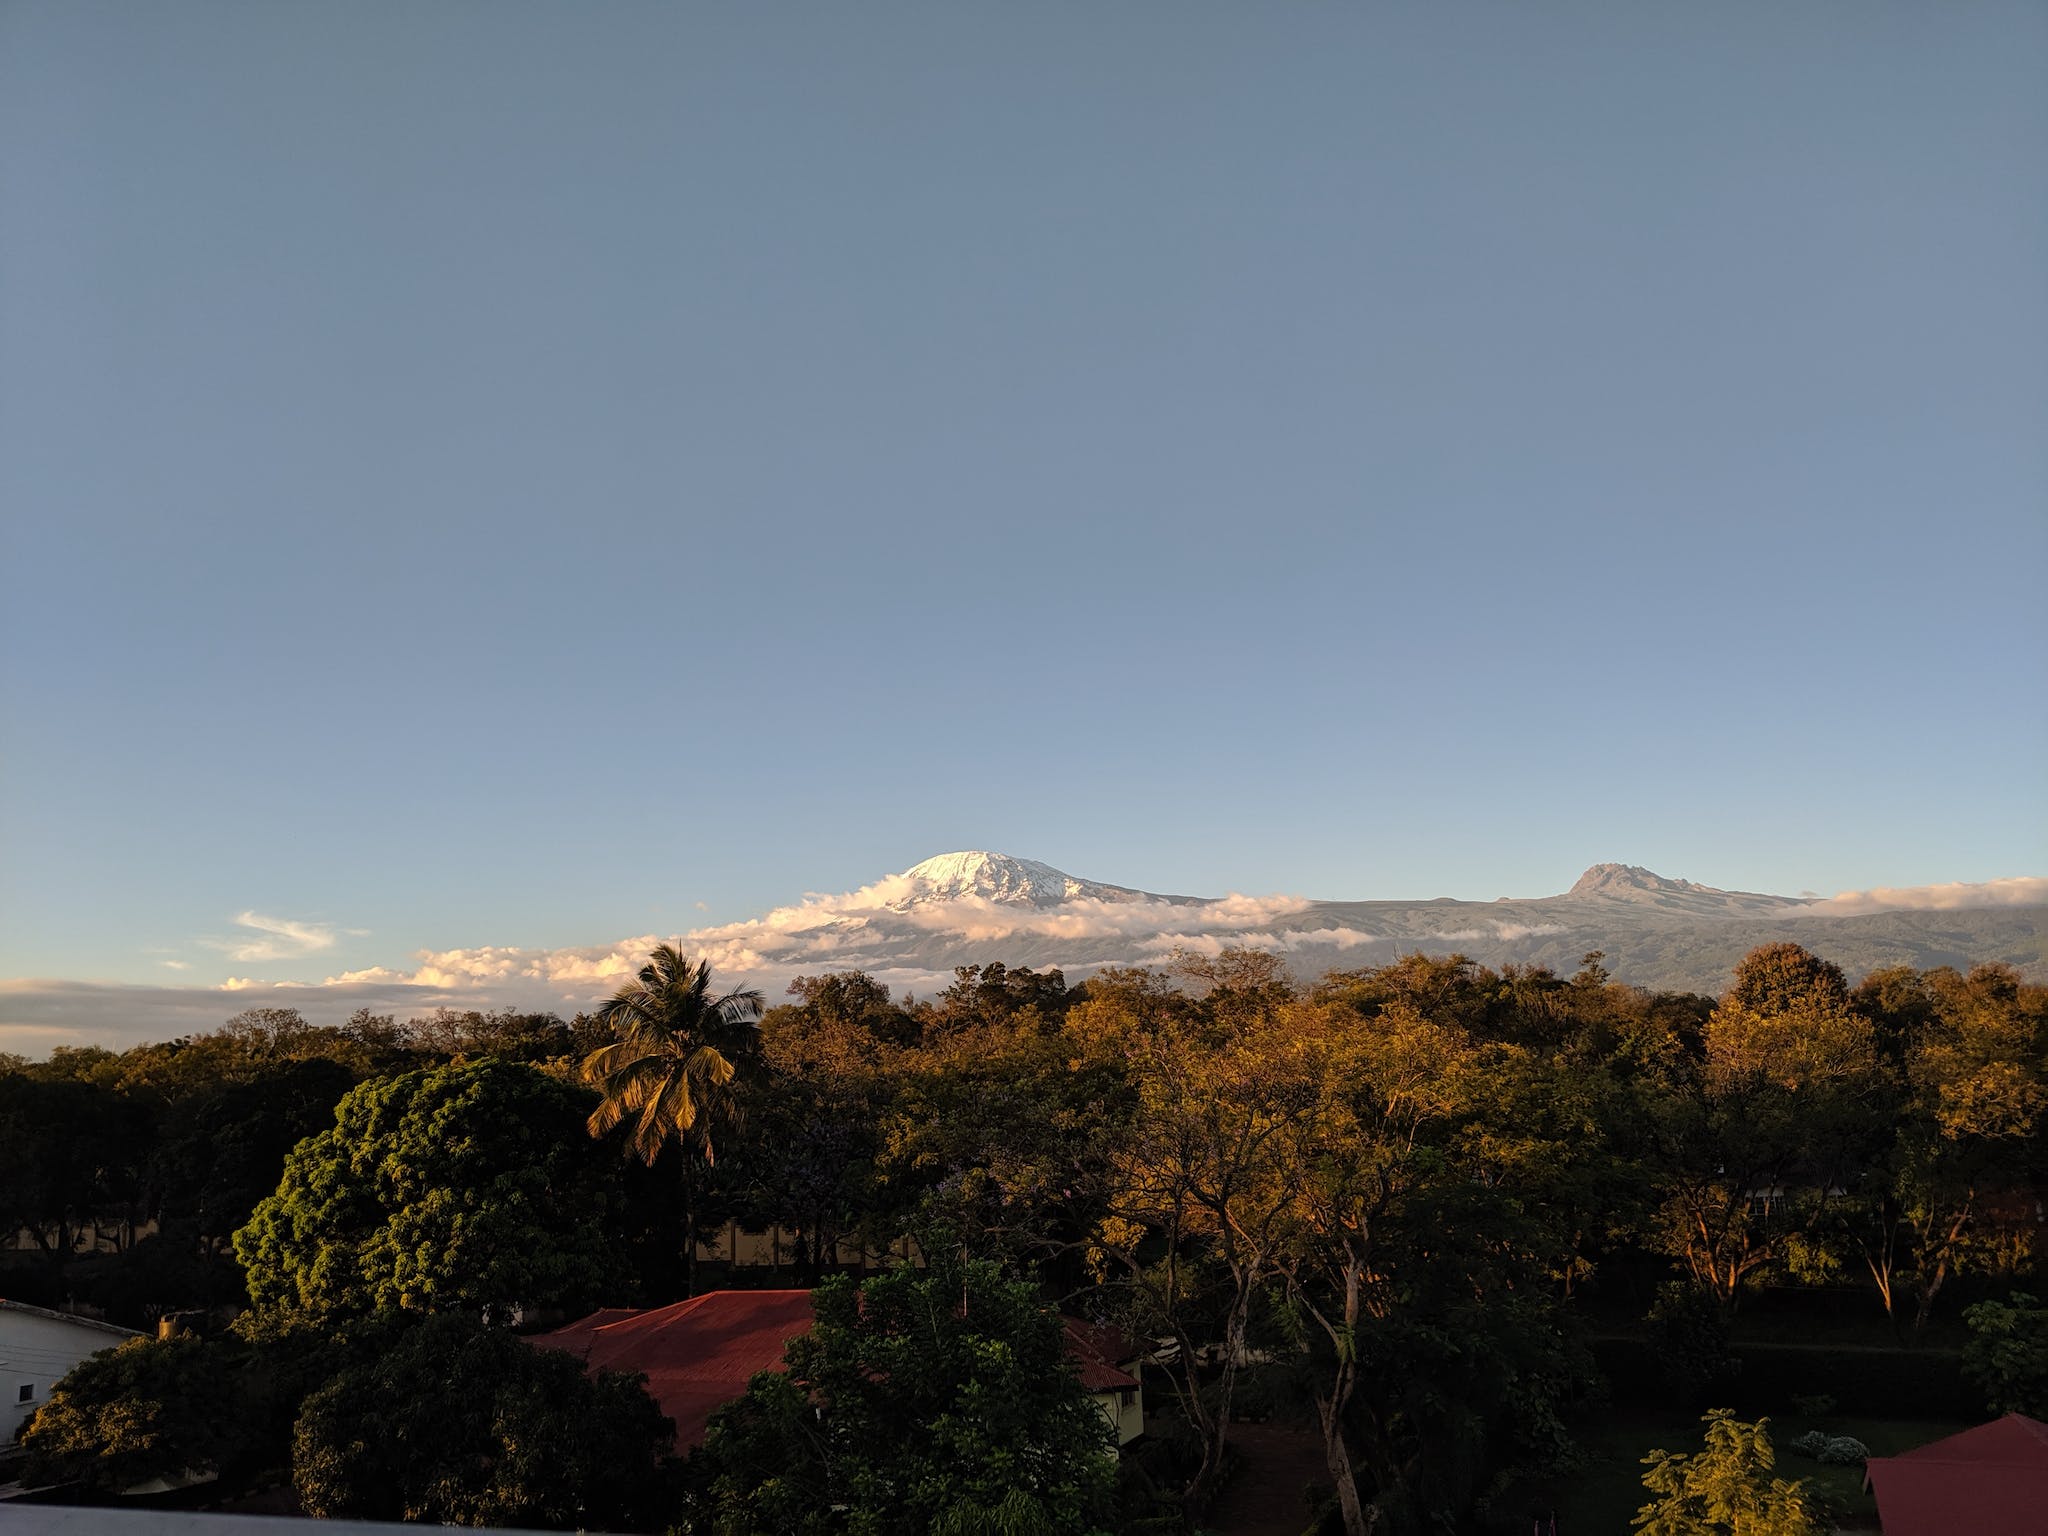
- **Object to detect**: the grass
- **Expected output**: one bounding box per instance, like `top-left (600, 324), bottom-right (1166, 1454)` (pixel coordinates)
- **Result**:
top-left (1555, 1407), bottom-right (1974, 1533)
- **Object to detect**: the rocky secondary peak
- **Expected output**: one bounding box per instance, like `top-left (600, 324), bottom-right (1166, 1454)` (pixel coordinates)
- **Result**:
top-left (1568, 863), bottom-right (1718, 898)
top-left (894, 851), bottom-right (1134, 908)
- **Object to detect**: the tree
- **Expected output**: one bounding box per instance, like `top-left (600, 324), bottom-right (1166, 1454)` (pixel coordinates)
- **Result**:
top-left (1273, 1000), bottom-right (1466, 1536)
top-left (1633, 1412), bottom-right (1825, 1536)
top-left (688, 1256), bottom-right (1115, 1535)
top-left (581, 947), bottom-right (763, 1294)
top-left (18, 1335), bottom-right (246, 1493)
top-left (292, 1312), bottom-right (675, 1528)
top-left (146, 1057), bottom-right (358, 1308)
top-left (1276, 986), bottom-right (1598, 1534)
top-left (1643, 946), bottom-right (1885, 1310)
top-left (233, 1060), bottom-right (628, 1320)
top-left (1078, 960), bottom-right (1311, 1516)
top-left (1962, 1292), bottom-right (2048, 1417)
top-left (0, 1074), bottom-right (152, 1260)
top-left (1840, 963), bottom-right (2044, 1332)
top-left (741, 980), bottom-right (907, 1283)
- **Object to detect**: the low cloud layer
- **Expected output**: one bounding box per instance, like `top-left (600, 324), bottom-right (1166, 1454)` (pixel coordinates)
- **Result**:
top-left (1799, 877), bottom-right (2048, 917)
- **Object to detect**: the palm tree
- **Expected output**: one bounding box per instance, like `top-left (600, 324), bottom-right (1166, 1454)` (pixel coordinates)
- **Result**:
top-left (581, 946), bottom-right (763, 1292)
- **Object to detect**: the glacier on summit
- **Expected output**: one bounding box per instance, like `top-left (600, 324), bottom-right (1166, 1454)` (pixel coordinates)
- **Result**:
top-left (890, 852), bottom-right (1145, 909)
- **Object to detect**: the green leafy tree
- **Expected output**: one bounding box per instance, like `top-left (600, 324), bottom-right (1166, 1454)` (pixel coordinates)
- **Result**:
top-left (1633, 1412), bottom-right (1825, 1536)
top-left (1077, 958), bottom-right (1309, 1516)
top-left (1273, 998), bottom-right (1470, 1536)
top-left (1842, 963), bottom-right (2044, 1331)
top-left (1643, 945), bottom-right (1885, 1310)
top-left (581, 947), bottom-right (763, 1293)
top-left (688, 1256), bottom-right (1116, 1536)
top-left (292, 1312), bottom-right (674, 1527)
top-left (739, 980), bottom-right (908, 1282)
top-left (0, 1074), bottom-right (152, 1259)
top-left (1962, 1292), bottom-right (2048, 1416)
top-left (233, 1060), bottom-right (627, 1320)
top-left (17, 1335), bottom-right (245, 1492)
top-left (144, 1057), bottom-right (358, 1308)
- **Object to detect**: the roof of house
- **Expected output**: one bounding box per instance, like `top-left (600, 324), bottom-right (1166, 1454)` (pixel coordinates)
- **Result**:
top-left (1060, 1317), bottom-right (1142, 1393)
top-left (1864, 1413), bottom-right (2048, 1536)
top-left (0, 1297), bottom-right (142, 1338)
top-left (530, 1290), bottom-right (1141, 1448)
top-left (529, 1290), bottom-right (815, 1449)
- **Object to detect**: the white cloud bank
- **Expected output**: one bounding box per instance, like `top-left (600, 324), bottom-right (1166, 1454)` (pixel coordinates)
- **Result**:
top-left (1799, 877), bottom-right (2048, 917)
top-left (361, 879), bottom-right (1317, 996)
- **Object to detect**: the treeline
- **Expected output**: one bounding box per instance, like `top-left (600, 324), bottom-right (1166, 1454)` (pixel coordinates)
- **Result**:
top-left (4, 944), bottom-right (2044, 1533)
top-left (0, 1006), bottom-right (628, 1318)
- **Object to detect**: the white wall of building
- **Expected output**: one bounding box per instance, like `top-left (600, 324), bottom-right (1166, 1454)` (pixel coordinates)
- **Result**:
top-left (1, 1301), bottom-right (140, 1443)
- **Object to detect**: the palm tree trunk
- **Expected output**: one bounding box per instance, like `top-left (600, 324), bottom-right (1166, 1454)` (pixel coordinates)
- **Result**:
top-left (680, 1146), bottom-right (697, 1297)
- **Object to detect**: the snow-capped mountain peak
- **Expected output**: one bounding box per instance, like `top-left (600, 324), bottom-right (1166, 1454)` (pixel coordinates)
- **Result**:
top-left (892, 851), bottom-right (1135, 908)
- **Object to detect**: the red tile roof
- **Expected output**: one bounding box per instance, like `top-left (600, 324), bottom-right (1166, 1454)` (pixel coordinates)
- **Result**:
top-left (1864, 1413), bottom-right (2048, 1536)
top-left (531, 1291), bottom-right (1142, 1448)
top-left (1061, 1317), bottom-right (1142, 1393)
top-left (530, 1290), bottom-right (816, 1449)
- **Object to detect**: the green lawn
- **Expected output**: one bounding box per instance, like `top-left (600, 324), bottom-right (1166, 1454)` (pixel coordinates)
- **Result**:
top-left (1555, 1408), bottom-right (1975, 1533)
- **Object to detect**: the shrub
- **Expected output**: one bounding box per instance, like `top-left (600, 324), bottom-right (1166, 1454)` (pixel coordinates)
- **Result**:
top-left (1786, 1431), bottom-right (1829, 1461)
top-left (1816, 1436), bottom-right (1869, 1467)
top-left (1961, 1292), bottom-right (2048, 1417)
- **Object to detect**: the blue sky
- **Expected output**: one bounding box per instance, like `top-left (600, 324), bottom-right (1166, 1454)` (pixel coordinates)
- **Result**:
top-left (2, 1), bottom-right (2044, 1018)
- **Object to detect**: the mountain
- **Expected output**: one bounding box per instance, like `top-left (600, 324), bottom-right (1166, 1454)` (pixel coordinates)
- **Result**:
top-left (1559, 863), bottom-right (1800, 917)
top-left (659, 852), bottom-right (2048, 1001)
top-left (890, 852), bottom-right (1151, 909)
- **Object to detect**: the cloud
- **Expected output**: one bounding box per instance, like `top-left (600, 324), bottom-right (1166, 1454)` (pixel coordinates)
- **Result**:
top-left (234, 877), bottom-right (1324, 1009)
top-left (1799, 877), bottom-right (2048, 917)
top-left (1491, 922), bottom-right (1568, 942)
top-left (1409, 922), bottom-right (1568, 945)
top-left (205, 911), bottom-right (339, 963)
top-left (322, 966), bottom-right (404, 985)
top-left (160, 960), bottom-right (190, 971)
top-left (1134, 927), bottom-right (1384, 959)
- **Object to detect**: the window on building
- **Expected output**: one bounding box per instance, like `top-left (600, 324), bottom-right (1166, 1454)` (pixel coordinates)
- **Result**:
top-left (17, 1383), bottom-right (34, 1404)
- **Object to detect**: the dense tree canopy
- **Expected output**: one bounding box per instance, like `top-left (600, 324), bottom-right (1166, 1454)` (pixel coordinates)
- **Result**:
top-left (6, 938), bottom-right (2044, 1532)
top-left (232, 1059), bottom-right (629, 1320)
top-left (17, 1334), bottom-right (245, 1493)
top-left (688, 1255), bottom-right (1116, 1536)
top-left (293, 1312), bottom-right (675, 1528)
